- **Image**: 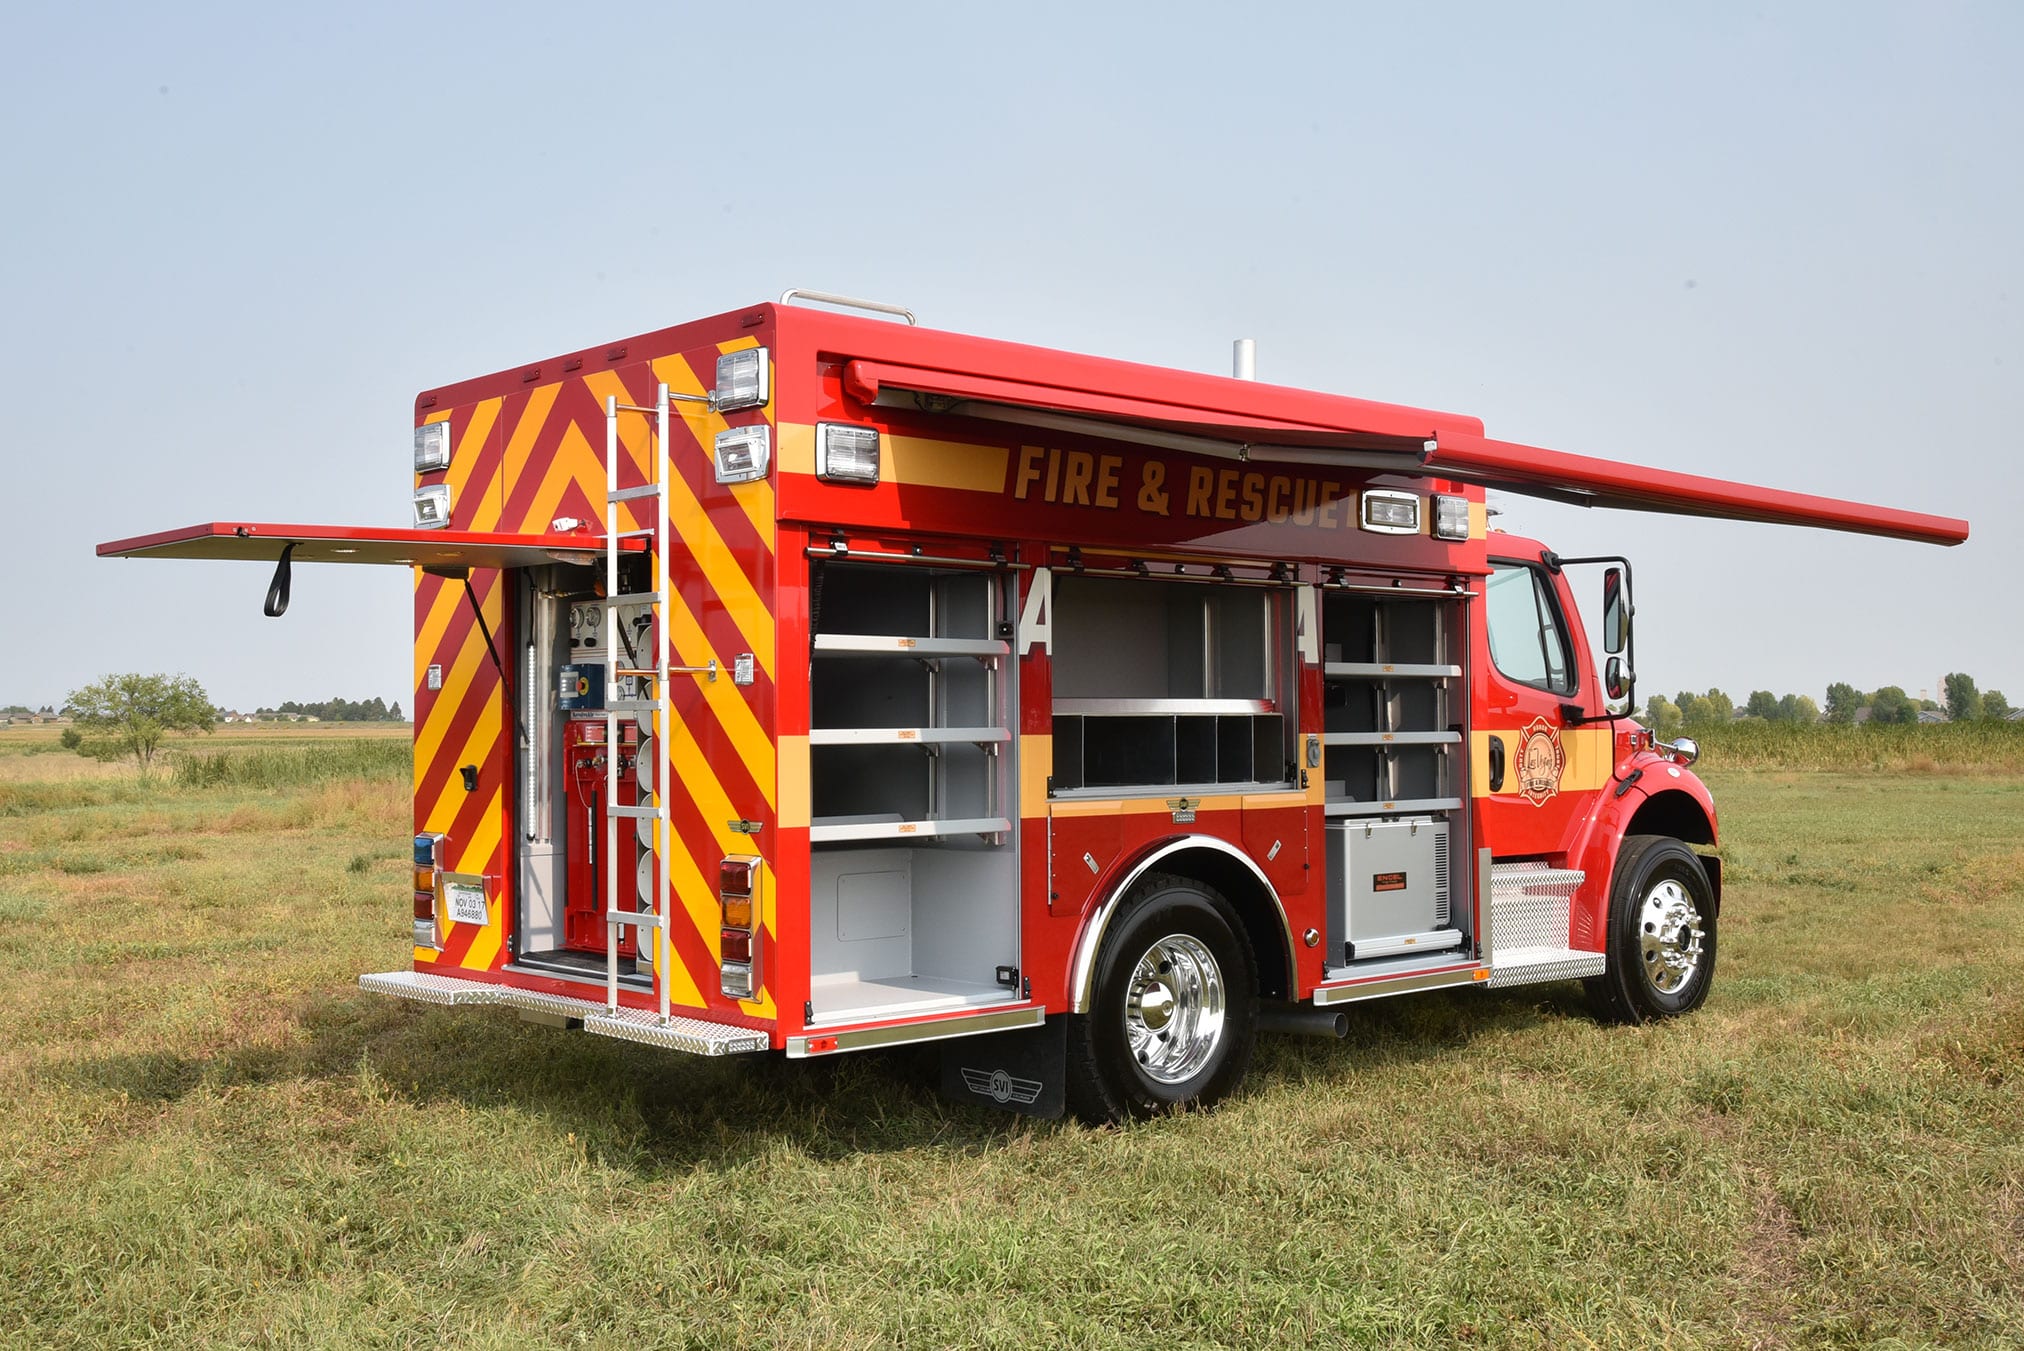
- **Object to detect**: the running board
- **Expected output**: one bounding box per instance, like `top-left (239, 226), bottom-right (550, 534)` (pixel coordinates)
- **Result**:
top-left (1485, 863), bottom-right (1606, 988)
top-left (360, 971), bottom-right (769, 1056)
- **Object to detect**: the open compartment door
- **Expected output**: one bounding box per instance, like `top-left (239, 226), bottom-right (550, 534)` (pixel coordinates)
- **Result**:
top-left (98, 522), bottom-right (644, 617)
top-left (98, 521), bottom-right (633, 569)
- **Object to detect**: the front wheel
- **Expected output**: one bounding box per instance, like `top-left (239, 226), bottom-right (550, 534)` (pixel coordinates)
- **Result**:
top-left (1587, 835), bottom-right (1717, 1024)
top-left (1065, 874), bottom-right (1257, 1124)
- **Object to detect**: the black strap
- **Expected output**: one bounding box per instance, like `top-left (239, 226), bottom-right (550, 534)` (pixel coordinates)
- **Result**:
top-left (263, 543), bottom-right (295, 617)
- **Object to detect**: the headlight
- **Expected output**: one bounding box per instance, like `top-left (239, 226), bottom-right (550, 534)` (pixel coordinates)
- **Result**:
top-left (412, 484), bottom-right (453, 528)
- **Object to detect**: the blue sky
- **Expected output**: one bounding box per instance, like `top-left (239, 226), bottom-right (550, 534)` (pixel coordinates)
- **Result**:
top-left (2, 2), bottom-right (2016, 712)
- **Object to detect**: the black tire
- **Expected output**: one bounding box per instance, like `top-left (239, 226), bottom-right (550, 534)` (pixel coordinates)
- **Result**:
top-left (1586, 834), bottom-right (1718, 1025)
top-left (1065, 873), bottom-right (1257, 1124)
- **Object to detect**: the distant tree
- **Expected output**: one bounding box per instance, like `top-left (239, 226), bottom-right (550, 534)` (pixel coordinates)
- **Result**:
top-left (59, 727), bottom-right (82, 750)
top-left (1643, 695), bottom-right (1683, 739)
top-left (1778, 693), bottom-right (1820, 724)
top-left (1867, 685), bottom-right (1918, 726)
top-left (0, 704), bottom-right (30, 716)
top-left (1744, 690), bottom-right (1779, 721)
top-left (1984, 690), bottom-right (2012, 721)
top-left (1703, 689), bottom-right (1735, 722)
top-left (65, 673), bottom-right (215, 770)
top-left (389, 700), bottom-right (404, 721)
top-left (1677, 694), bottom-right (1716, 726)
top-left (1824, 682), bottom-right (1861, 725)
top-left (1943, 673), bottom-right (1983, 723)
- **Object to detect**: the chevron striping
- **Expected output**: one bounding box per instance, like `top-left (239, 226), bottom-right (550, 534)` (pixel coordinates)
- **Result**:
top-left (658, 351), bottom-right (777, 554)
top-left (586, 369), bottom-right (776, 680)
top-left (663, 583), bottom-right (774, 811)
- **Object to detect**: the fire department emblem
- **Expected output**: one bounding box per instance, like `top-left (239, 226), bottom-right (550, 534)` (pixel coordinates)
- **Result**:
top-left (1516, 717), bottom-right (1565, 806)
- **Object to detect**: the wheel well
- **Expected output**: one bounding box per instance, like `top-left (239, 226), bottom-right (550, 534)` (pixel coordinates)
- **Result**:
top-left (1148, 847), bottom-right (1293, 1001)
top-left (1624, 789), bottom-right (1714, 846)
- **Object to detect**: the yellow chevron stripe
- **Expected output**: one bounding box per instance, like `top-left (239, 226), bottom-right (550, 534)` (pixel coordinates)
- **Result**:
top-left (664, 705), bottom-right (779, 933)
top-left (493, 383), bottom-right (563, 532)
top-left (411, 576), bottom-right (467, 690)
top-left (664, 585), bottom-right (776, 812)
top-left (650, 805), bottom-right (719, 1010)
top-left (436, 396), bottom-right (502, 507)
top-left (587, 369), bottom-right (776, 681)
top-left (412, 607), bottom-right (495, 788)
top-left (660, 352), bottom-right (777, 555)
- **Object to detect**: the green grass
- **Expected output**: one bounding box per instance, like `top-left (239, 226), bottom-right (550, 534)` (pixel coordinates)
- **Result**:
top-left (0, 729), bottom-right (2018, 1346)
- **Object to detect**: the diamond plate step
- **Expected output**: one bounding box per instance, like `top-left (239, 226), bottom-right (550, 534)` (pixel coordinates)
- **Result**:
top-left (361, 970), bottom-right (506, 1005)
top-left (584, 1007), bottom-right (770, 1055)
top-left (1484, 947), bottom-right (1606, 988)
top-left (362, 970), bottom-right (770, 1056)
top-left (1486, 863), bottom-right (1603, 987)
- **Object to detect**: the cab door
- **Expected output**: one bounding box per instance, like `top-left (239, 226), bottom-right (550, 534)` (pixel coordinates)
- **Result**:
top-left (1470, 555), bottom-right (1604, 861)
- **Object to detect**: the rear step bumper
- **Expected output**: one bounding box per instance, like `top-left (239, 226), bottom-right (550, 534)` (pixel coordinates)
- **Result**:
top-left (360, 970), bottom-right (770, 1056)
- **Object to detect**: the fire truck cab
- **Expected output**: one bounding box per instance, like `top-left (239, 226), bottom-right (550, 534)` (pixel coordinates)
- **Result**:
top-left (101, 292), bottom-right (1967, 1121)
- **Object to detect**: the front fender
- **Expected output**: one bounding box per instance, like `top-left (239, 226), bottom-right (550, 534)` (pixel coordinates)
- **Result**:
top-left (1574, 753), bottom-right (1722, 921)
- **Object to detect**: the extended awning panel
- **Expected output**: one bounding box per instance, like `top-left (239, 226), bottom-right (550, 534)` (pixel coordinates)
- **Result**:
top-left (97, 522), bottom-right (644, 569)
top-left (841, 358), bottom-right (1968, 547)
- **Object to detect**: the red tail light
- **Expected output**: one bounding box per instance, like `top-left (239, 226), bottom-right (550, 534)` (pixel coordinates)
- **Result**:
top-left (719, 853), bottom-right (761, 1000)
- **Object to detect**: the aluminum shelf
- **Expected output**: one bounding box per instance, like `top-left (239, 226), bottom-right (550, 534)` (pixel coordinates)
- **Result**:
top-left (808, 726), bottom-right (1010, 746)
top-left (812, 634), bottom-right (1009, 659)
top-left (808, 815), bottom-right (1012, 843)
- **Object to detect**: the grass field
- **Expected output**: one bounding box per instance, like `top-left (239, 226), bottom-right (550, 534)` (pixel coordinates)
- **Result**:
top-left (0, 725), bottom-right (2018, 1348)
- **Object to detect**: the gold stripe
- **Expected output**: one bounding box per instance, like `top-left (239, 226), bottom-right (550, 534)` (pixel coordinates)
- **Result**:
top-left (778, 423), bottom-right (1010, 493)
top-left (1019, 735), bottom-right (1052, 818)
top-left (1050, 795), bottom-right (1250, 819)
top-left (1469, 500), bottom-right (1489, 541)
top-left (1468, 726), bottom-right (1615, 797)
top-left (1240, 790), bottom-right (1306, 811)
top-left (588, 370), bottom-right (776, 681)
top-left (777, 735), bottom-right (809, 830)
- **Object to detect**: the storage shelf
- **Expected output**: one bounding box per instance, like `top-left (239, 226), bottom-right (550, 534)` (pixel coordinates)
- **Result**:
top-left (809, 815), bottom-right (1011, 843)
top-left (813, 634), bottom-right (1008, 659)
top-left (1323, 731), bottom-right (1461, 747)
top-left (809, 726), bottom-right (1010, 746)
top-left (1323, 662), bottom-right (1461, 679)
top-left (1325, 797), bottom-right (1463, 817)
top-left (1052, 697), bottom-right (1275, 716)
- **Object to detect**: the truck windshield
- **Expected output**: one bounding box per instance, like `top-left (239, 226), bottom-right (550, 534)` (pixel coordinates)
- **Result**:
top-left (1485, 562), bottom-right (1575, 695)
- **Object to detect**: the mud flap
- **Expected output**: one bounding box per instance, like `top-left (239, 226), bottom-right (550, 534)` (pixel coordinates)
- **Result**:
top-left (938, 1018), bottom-right (1066, 1118)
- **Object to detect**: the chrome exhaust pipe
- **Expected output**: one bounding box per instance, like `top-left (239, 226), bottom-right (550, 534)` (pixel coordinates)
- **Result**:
top-left (1256, 1004), bottom-right (1349, 1038)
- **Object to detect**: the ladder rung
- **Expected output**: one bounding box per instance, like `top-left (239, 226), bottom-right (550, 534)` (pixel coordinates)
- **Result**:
top-left (606, 910), bottom-right (663, 928)
top-left (608, 485), bottom-right (662, 503)
top-left (607, 804), bottom-right (664, 820)
top-left (609, 592), bottom-right (663, 607)
top-left (606, 698), bottom-right (663, 713)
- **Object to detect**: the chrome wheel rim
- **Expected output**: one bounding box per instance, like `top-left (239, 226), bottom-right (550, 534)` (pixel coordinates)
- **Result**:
top-left (1124, 933), bottom-right (1226, 1085)
top-left (1638, 877), bottom-right (1706, 994)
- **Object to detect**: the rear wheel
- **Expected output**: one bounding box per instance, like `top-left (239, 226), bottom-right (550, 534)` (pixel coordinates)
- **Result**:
top-left (1066, 874), bottom-right (1257, 1124)
top-left (1587, 834), bottom-right (1717, 1024)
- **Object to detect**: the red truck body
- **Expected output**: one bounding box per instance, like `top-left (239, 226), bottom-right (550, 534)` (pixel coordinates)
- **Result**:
top-left (102, 296), bottom-right (1965, 1118)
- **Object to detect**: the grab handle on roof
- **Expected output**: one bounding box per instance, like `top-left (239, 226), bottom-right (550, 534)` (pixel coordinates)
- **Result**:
top-left (778, 289), bottom-right (917, 325)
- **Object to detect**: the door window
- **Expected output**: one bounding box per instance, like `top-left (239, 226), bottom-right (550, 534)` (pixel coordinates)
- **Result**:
top-left (1484, 562), bottom-right (1576, 695)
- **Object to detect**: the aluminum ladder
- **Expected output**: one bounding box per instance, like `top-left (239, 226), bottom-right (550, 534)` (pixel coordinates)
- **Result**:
top-left (594, 383), bottom-right (713, 1029)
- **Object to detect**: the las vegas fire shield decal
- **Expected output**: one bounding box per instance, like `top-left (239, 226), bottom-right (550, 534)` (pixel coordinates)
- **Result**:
top-left (1516, 716), bottom-right (1565, 805)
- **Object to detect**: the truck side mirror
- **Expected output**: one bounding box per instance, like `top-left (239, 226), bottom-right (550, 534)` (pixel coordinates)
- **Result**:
top-left (1606, 655), bottom-right (1631, 704)
top-left (1602, 567), bottom-right (1627, 655)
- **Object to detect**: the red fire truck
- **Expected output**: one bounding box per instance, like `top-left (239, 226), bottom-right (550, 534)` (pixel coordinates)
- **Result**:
top-left (101, 292), bottom-right (1968, 1121)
